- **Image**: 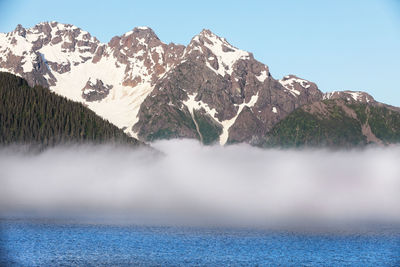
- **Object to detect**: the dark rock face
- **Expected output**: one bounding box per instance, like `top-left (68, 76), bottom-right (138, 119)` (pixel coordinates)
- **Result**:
top-left (132, 30), bottom-right (327, 144)
top-left (134, 98), bottom-right (199, 142)
top-left (14, 24), bottom-right (27, 37)
top-left (81, 78), bottom-right (112, 102)
top-left (227, 106), bottom-right (265, 144)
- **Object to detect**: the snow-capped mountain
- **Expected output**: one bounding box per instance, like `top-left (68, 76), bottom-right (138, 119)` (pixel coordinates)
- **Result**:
top-left (0, 22), bottom-right (186, 138)
top-left (0, 22), bottom-right (387, 145)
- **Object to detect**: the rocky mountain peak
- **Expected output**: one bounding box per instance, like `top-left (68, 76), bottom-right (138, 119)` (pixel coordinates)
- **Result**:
top-left (185, 29), bottom-right (252, 77)
top-left (190, 28), bottom-right (240, 52)
top-left (14, 24), bottom-right (26, 37)
top-left (19, 21), bottom-right (99, 53)
top-left (197, 29), bottom-right (224, 41)
top-left (108, 26), bottom-right (163, 52)
top-left (323, 91), bottom-right (375, 104)
top-left (122, 26), bottom-right (160, 44)
top-left (30, 21), bottom-right (86, 39)
top-left (0, 21), bottom-right (100, 89)
top-left (199, 28), bottom-right (214, 36)
top-left (196, 29), bottom-right (231, 44)
top-left (103, 26), bottom-right (185, 89)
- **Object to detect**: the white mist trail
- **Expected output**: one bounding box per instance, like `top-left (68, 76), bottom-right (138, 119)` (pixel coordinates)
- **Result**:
top-left (0, 140), bottom-right (399, 226)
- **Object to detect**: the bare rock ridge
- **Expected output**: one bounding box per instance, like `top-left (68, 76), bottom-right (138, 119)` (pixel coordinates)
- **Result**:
top-left (0, 22), bottom-right (398, 146)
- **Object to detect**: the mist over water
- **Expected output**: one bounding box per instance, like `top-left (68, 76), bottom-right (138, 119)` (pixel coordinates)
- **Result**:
top-left (1, 140), bottom-right (400, 228)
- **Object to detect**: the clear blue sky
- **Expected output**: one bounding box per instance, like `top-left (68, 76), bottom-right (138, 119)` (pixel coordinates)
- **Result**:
top-left (1, 0), bottom-right (399, 106)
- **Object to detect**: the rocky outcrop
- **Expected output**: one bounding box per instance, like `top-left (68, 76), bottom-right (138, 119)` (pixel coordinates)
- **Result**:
top-left (81, 78), bottom-right (112, 102)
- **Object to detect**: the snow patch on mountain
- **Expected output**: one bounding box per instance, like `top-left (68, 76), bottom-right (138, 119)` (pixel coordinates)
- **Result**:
top-left (47, 49), bottom-right (154, 137)
top-left (88, 83), bottom-right (154, 138)
top-left (256, 70), bottom-right (268, 83)
top-left (279, 75), bottom-right (312, 96)
top-left (348, 92), bottom-right (364, 102)
top-left (323, 91), bottom-right (336, 100)
top-left (3, 34), bottom-right (33, 57)
top-left (183, 93), bottom-right (218, 119)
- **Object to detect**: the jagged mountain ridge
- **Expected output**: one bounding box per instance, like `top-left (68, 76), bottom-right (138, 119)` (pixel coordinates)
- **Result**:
top-left (0, 22), bottom-right (393, 145)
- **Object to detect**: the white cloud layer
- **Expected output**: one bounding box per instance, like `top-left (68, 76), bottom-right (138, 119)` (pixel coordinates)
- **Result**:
top-left (1, 140), bottom-right (400, 228)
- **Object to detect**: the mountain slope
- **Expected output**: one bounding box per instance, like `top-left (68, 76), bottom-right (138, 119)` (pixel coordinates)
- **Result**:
top-left (264, 95), bottom-right (400, 148)
top-left (0, 72), bottom-right (141, 147)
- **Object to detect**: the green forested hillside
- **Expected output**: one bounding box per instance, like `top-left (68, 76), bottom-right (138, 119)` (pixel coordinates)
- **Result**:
top-left (0, 72), bottom-right (140, 147)
top-left (263, 99), bottom-right (400, 148)
top-left (350, 103), bottom-right (400, 143)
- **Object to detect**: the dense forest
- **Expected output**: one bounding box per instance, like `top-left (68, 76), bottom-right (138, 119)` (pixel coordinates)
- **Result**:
top-left (0, 72), bottom-right (140, 148)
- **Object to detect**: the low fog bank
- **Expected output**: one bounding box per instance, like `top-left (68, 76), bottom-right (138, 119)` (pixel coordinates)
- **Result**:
top-left (1, 140), bottom-right (400, 228)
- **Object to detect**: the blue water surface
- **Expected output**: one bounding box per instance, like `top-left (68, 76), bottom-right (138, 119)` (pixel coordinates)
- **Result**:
top-left (1, 219), bottom-right (399, 266)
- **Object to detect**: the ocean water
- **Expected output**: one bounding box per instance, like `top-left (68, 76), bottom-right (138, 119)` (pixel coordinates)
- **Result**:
top-left (1, 219), bottom-right (399, 266)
